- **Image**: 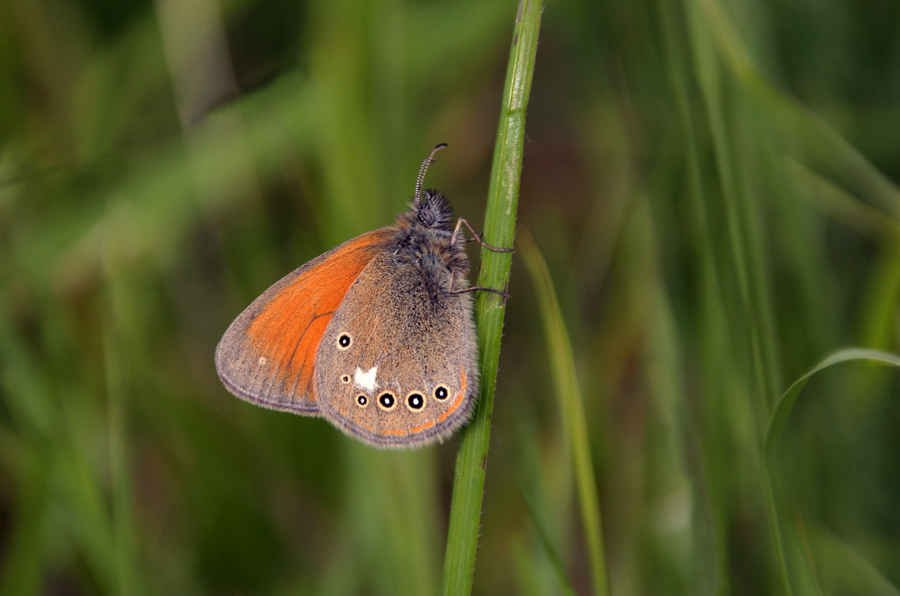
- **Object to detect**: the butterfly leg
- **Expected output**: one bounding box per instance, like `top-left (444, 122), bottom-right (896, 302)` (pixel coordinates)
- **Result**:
top-left (451, 217), bottom-right (514, 252)
top-left (448, 270), bottom-right (510, 301)
top-left (448, 218), bottom-right (512, 301)
top-left (453, 285), bottom-right (510, 300)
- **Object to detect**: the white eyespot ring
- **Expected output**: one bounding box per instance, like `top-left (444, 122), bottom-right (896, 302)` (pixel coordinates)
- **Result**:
top-left (406, 392), bottom-right (426, 411)
top-left (434, 385), bottom-right (450, 401)
top-left (341, 374), bottom-right (351, 384)
top-left (377, 392), bottom-right (397, 411)
top-left (356, 394), bottom-right (369, 407)
top-left (337, 333), bottom-right (352, 350)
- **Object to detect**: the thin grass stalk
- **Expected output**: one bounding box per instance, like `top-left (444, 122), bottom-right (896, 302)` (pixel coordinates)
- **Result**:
top-left (441, 1), bottom-right (542, 594)
top-left (520, 231), bottom-right (610, 596)
top-left (103, 219), bottom-right (143, 596)
top-left (514, 479), bottom-right (579, 596)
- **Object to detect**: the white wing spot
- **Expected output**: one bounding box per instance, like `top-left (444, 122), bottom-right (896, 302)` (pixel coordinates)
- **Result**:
top-left (258, 357), bottom-right (268, 366)
top-left (354, 366), bottom-right (378, 392)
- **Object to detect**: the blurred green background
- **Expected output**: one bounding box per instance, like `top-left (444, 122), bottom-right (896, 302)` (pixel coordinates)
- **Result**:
top-left (2, 0), bottom-right (900, 594)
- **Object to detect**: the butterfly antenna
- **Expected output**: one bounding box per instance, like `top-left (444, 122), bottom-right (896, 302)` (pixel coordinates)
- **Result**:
top-left (415, 143), bottom-right (447, 206)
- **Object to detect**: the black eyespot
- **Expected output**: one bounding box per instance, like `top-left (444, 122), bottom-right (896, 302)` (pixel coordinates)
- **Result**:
top-left (337, 334), bottom-right (352, 349)
top-left (378, 392), bottom-right (396, 410)
top-left (341, 375), bottom-right (351, 384)
top-left (434, 385), bottom-right (449, 401)
top-left (406, 393), bottom-right (425, 411)
top-left (356, 394), bottom-right (368, 407)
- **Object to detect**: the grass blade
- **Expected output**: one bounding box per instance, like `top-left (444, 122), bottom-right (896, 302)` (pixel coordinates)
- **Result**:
top-left (764, 348), bottom-right (900, 594)
top-left (520, 230), bottom-right (610, 596)
top-left (764, 348), bottom-right (900, 463)
top-left (514, 477), bottom-right (579, 596)
top-left (441, 1), bottom-right (542, 594)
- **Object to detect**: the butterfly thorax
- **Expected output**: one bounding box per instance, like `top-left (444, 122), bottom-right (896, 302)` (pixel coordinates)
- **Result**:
top-left (393, 190), bottom-right (469, 293)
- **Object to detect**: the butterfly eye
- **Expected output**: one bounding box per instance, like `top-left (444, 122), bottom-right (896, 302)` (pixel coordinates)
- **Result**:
top-left (341, 374), bottom-right (351, 384)
top-left (406, 392), bottom-right (425, 411)
top-left (337, 333), bottom-right (352, 349)
top-left (356, 394), bottom-right (369, 407)
top-left (377, 392), bottom-right (397, 410)
top-left (434, 385), bottom-right (449, 401)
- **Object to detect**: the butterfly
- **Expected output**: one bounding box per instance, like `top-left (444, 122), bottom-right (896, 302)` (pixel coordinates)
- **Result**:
top-left (215, 145), bottom-right (510, 448)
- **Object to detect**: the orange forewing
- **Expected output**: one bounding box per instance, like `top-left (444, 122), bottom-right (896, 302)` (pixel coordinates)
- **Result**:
top-left (215, 228), bottom-right (395, 413)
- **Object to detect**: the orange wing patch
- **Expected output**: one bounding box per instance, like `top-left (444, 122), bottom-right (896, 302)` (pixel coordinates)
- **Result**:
top-left (244, 229), bottom-right (393, 402)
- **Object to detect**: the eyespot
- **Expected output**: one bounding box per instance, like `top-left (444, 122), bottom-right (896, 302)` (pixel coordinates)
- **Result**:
top-left (434, 385), bottom-right (449, 401)
top-left (337, 333), bottom-right (352, 349)
top-left (406, 392), bottom-right (425, 411)
top-left (356, 394), bottom-right (369, 407)
top-left (341, 374), bottom-right (351, 384)
top-left (378, 392), bottom-right (396, 410)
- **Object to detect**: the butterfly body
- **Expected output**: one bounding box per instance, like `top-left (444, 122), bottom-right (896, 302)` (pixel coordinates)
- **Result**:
top-left (215, 190), bottom-right (479, 449)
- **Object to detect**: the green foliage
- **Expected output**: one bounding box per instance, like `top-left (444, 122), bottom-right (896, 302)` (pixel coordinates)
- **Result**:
top-left (1, 0), bottom-right (900, 594)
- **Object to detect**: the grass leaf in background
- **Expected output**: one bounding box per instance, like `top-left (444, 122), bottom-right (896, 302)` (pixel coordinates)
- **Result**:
top-left (765, 348), bottom-right (900, 594)
top-left (510, 472), bottom-right (579, 596)
top-left (765, 348), bottom-right (900, 462)
top-left (520, 230), bottom-right (609, 596)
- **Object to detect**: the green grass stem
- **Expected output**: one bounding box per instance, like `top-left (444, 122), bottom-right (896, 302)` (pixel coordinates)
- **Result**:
top-left (441, 1), bottom-right (542, 594)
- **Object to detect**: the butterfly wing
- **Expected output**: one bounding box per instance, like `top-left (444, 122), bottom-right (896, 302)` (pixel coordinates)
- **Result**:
top-left (313, 251), bottom-right (479, 449)
top-left (215, 228), bottom-right (396, 415)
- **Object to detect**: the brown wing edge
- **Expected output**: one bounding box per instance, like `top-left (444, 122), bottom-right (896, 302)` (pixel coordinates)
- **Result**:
top-left (214, 228), bottom-right (396, 415)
